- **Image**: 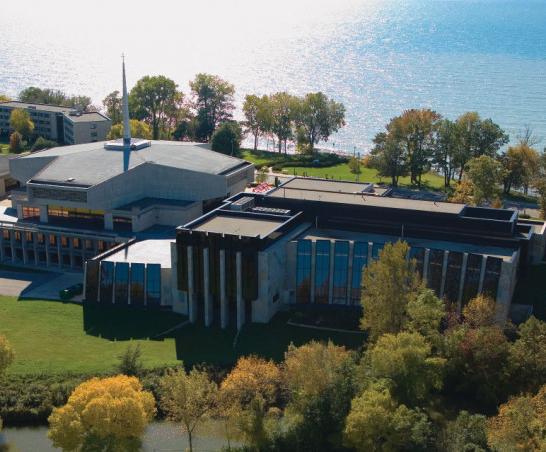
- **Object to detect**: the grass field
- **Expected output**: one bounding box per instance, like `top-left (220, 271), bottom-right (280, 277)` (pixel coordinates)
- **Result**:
top-left (0, 296), bottom-right (364, 375)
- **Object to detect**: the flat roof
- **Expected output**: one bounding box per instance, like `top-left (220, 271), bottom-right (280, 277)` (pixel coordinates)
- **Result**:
top-left (268, 186), bottom-right (465, 214)
top-left (104, 239), bottom-right (174, 267)
top-left (193, 215), bottom-right (285, 238)
top-left (67, 112), bottom-right (110, 123)
top-left (19, 141), bottom-right (252, 186)
top-left (281, 178), bottom-right (373, 194)
top-left (0, 101), bottom-right (71, 113)
top-left (115, 197), bottom-right (195, 212)
top-left (298, 228), bottom-right (516, 260)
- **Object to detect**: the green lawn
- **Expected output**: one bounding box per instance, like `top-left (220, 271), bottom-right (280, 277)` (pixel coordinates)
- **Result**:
top-left (282, 163), bottom-right (446, 190)
top-left (240, 149), bottom-right (289, 167)
top-left (0, 296), bottom-right (363, 375)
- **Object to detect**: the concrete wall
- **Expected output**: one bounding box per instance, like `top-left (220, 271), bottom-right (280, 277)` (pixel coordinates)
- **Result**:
top-left (72, 120), bottom-right (111, 144)
top-left (10, 155), bottom-right (57, 185)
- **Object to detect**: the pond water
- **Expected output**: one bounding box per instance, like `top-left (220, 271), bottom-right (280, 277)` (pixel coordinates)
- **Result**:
top-left (3, 420), bottom-right (236, 452)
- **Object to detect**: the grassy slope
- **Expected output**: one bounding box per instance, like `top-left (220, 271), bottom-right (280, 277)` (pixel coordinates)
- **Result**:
top-left (0, 296), bottom-right (363, 375)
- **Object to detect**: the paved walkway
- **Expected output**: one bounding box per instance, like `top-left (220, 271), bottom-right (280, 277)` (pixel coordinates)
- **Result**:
top-left (0, 268), bottom-right (83, 300)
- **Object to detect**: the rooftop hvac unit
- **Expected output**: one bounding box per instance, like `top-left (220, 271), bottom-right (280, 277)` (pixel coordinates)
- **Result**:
top-left (231, 196), bottom-right (255, 212)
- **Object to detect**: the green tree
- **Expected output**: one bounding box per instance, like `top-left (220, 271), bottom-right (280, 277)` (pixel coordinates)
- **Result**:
top-left (211, 121), bottom-right (242, 156)
top-left (160, 368), bottom-right (218, 452)
top-left (19, 87), bottom-right (92, 111)
top-left (31, 137), bottom-right (57, 151)
top-left (360, 241), bottom-right (422, 341)
top-left (433, 118), bottom-right (460, 188)
top-left (510, 316), bottom-right (546, 394)
top-left (454, 112), bottom-right (508, 180)
top-left (465, 155), bottom-right (504, 205)
top-left (243, 94), bottom-right (271, 151)
top-left (348, 156), bottom-right (361, 174)
top-left (366, 331), bottom-right (445, 406)
top-left (293, 92), bottom-right (345, 154)
top-left (269, 92), bottom-right (297, 153)
top-left (449, 179), bottom-right (474, 204)
top-left (189, 73), bottom-right (235, 141)
top-left (344, 385), bottom-right (432, 452)
top-left (107, 119), bottom-right (153, 140)
top-left (9, 131), bottom-right (22, 153)
top-left (129, 75), bottom-right (182, 140)
top-left (442, 410), bottom-right (488, 452)
top-left (116, 344), bottom-right (143, 377)
top-left (102, 90), bottom-right (122, 124)
top-left (406, 288), bottom-right (445, 346)
top-left (0, 335), bottom-right (14, 376)
top-left (9, 108), bottom-right (34, 139)
top-left (370, 131), bottom-right (408, 187)
top-left (500, 143), bottom-right (540, 195)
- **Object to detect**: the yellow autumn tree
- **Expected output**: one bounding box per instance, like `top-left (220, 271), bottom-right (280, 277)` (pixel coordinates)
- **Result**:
top-left (487, 383), bottom-right (546, 451)
top-left (0, 335), bottom-right (14, 375)
top-left (48, 375), bottom-right (156, 451)
top-left (220, 356), bottom-right (282, 449)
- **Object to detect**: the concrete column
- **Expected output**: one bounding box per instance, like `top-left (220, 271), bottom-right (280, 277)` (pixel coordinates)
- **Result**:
top-left (187, 246), bottom-right (196, 323)
top-left (219, 249), bottom-right (228, 329)
top-left (346, 241), bottom-right (354, 305)
top-left (112, 264), bottom-right (117, 304)
top-left (104, 213), bottom-right (114, 231)
top-left (439, 250), bottom-right (449, 299)
top-left (57, 235), bottom-right (62, 268)
top-left (310, 241), bottom-right (316, 304)
top-left (16, 204), bottom-right (23, 220)
top-left (0, 178), bottom-right (5, 197)
top-left (39, 206), bottom-right (48, 223)
top-left (21, 232), bottom-right (28, 265)
top-left (82, 261), bottom-right (87, 301)
top-left (457, 253), bottom-right (469, 312)
top-left (236, 251), bottom-right (244, 330)
top-left (328, 241), bottom-right (335, 304)
top-left (10, 231), bottom-right (16, 263)
top-left (203, 248), bottom-right (212, 327)
top-left (477, 255), bottom-right (487, 294)
top-left (69, 236), bottom-right (75, 268)
top-left (45, 235), bottom-right (51, 267)
top-left (33, 233), bottom-right (38, 266)
top-left (423, 248), bottom-right (431, 282)
top-left (496, 256), bottom-right (518, 322)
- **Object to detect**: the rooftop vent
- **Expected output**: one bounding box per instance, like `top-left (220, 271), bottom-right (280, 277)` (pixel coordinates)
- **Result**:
top-left (104, 138), bottom-right (151, 151)
top-left (231, 196), bottom-right (255, 212)
top-left (69, 110), bottom-right (82, 116)
top-left (252, 206), bottom-right (291, 215)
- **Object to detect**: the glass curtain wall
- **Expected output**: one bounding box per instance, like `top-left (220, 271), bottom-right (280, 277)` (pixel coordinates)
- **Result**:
top-left (332, 241), bottom-right (349, 304)
top-left (314, 240), bottom-right (331, 304)
top-left (114, 262), bottom-right (129, 305)
top-left (351, 242), bottom-right (368, 305)
top-left (99, 261), bottom-right (114, 303)
top-left (130, 263), bottom-right (145, 305)
top-left (295, 240), bottom-right (312, 304)
top-left (146, 264), bottom-right (161, 306)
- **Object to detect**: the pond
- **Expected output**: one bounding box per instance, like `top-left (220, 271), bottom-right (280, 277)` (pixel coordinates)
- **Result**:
top-left (3, 420), bottom-right (237, 451)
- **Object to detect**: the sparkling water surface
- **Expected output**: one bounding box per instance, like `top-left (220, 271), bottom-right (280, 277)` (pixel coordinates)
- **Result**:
top-left (0, 0), bottom-right (545, 151)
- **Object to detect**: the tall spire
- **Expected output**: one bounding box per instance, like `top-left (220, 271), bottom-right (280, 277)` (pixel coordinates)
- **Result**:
top-left (122, 54), bottom-right (131, 149)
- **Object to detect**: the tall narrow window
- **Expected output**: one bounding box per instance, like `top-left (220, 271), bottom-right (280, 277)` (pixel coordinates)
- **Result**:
top-left (332, 241), bottom-right (349, 305)
top-left (114, 262), bottom-right (129, 305)
top-left (99, 261), bottom-right (114, 303)
top-left (295, 240), bottom-right (312, 304)
top-left (351, 242), bottom-right (368, 305)
top-left (130, 263), bottom-right (145, 306)
top-left (314, 240), bottom-right (331, 304)
top-left (146, 264), bottom-right (161, 306)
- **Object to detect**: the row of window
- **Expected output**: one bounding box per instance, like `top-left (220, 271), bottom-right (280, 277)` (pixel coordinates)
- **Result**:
top-left (85, 261), bottom-right (162, 306)
top-left (1, 229), bottom-right (114, 253)
top-left (295, 240), bottom-right (502, 306)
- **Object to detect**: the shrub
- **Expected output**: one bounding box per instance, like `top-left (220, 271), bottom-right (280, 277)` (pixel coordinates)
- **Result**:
top-left (117, 344), bottom-right (144, 377)
top-left (9, 132), bottom-right (22, 153)
top-left (31, 136), bottom-right (57, 151)
top-left (211, 121), bottom-right (242, 156)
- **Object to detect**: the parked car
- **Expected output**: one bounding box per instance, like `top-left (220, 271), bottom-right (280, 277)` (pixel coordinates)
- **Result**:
top-left (59, 283), bottom-right (83, 301)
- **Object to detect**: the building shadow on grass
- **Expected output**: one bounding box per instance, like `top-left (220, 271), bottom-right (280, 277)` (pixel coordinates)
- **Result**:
top-left (83, 303), bottom-right (187, 341)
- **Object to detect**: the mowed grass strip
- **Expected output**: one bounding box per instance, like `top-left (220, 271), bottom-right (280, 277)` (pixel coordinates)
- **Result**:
top-left (1, 296), bottom-right (364, 375)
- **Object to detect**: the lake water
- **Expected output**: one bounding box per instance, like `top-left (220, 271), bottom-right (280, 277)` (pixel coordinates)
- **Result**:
top-left (1, 0), bottom-right (545, 151)
top-left (3, 420), bottom-right (236, 451)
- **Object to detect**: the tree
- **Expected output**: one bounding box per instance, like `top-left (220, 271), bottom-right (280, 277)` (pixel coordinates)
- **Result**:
top-left (0, 335), bottom-right (14, 375)
top-left (160, 368), bottom-right (217, 452)
top-left (220, 356), bottom-right (281, 449)
top-left (48, 375), bottom-right (155, 451)
top-left (449, 179), bottom-right (474, 204)
top-left (465, 155), bottom-right (504, 205)
top-left (9, 132), bottom-right (22, 153)
top-left (533, 177), bottom-right (546, 220)
top-left (348, 156), bottom-right (361, 174)
top-left (211, 121), bottom-right (242, 156)
top-left (243, 94), bottom-right (269, 151)
top-left (370, 131), bottom-right (408, 187)
top-left (107, 119), bottom-right (152, 140)
top-left (189, 73), bottom-right (235, 141)
top-left (102, 90), bottom-right (122, 124)
top-left (442, 410), bottom-right (488, 452)
top-left (0, 94), bottom-right (10, 102)
top-left (406, 288), bottom-right (445, 346)
top-left (344, 385), bottom-right (432, 452)
top-left (454, 112), bottom-right (508, 180)
top-left (19, 87), bottom-right (92, 111)
top-left (433, 118), bottom-right (460, 189)
top-left (510, 316), bottom-right (546, 394)
top-left (366, 331), bottom-right (445, 406)
top-left (31, 137), bottom-right (57, 151)
top-left (269, 92), bottom-right (297, 153)
top-left (294, 92), bottom-right (345, 154)
top-left (360, 241), bottom-right (422, 342)
top-left (116, 344), bottom-right (143, 377)
top-left (129, 75), bottom-right (182, 140)
top-left (9, 108), bottom-right (34, 139)
top-left (487, 384), bottom-right (546, 451)
top-left (500, 144), bottom-right (540, 194)
top-left (462, 294), bottom-right (497, 328)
